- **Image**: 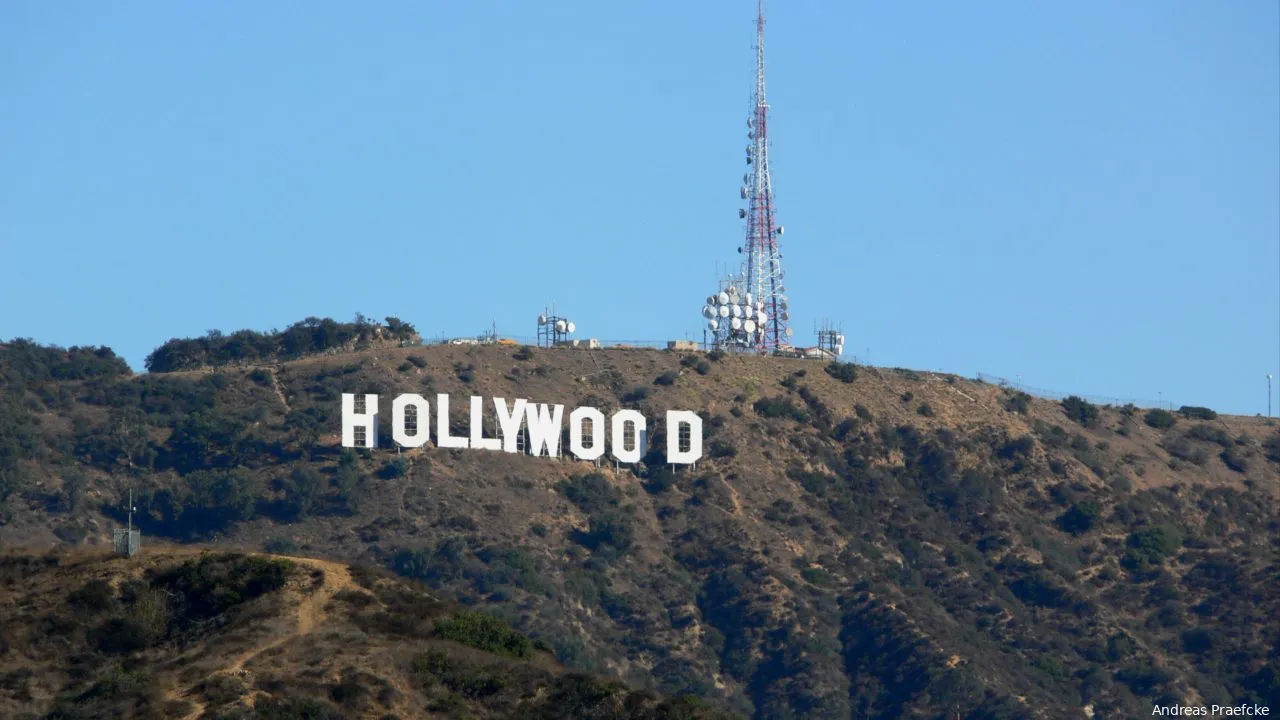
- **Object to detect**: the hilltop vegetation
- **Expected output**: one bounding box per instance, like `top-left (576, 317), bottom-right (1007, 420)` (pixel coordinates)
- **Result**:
top-left (1, 332), bottom-right (1278, 719)
top-left (143, 315), bottom-right (420, 373)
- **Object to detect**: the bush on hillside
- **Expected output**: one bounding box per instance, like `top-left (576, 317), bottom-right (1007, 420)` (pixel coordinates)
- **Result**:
top-left (824, 362), bottom-right (858, 383)
top-left (1057, 501), bottom-right (1101, 535)
top-left (434, 610), bottom-right (533, 659)
top-left (752, 396), bottom-right (809, 423)
top-left (1003, 391), bottom-right (1031, 414)
top-left (1144, 409), bottom-right (1177, 430)
top-left (1178, 406), bottom-right (1217, 421)
top-left (1123, 525), bottom-right (1183, 570)
top-left (1061, 396), bottom-right (1099, 427)
top-left (1186, 425), bottom-right (1232, 448)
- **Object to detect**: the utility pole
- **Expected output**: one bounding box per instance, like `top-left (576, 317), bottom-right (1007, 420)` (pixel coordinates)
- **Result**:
top-left (1268, 374), bottom-right (1273, 418)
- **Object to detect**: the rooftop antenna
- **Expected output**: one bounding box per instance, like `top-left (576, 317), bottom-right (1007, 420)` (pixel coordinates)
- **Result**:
top-left (736, 0), bottom-right (792, 352)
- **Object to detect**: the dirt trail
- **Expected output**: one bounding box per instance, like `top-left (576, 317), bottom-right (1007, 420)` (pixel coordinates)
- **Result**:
top-left (173, 555), bottom-right (356, 720)
top-left (268, 367), bottom-right (292, 414)
top-left (721, 476), bottom-right (743, 515)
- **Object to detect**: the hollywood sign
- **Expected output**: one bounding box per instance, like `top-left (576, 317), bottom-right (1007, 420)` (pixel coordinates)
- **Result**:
top-left (341, 394), bottom-right (704, 464)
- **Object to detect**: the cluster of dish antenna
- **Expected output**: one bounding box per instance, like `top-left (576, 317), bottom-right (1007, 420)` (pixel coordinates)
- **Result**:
top-left (700, 284), bottom-right (769, 346)
top-left (536, 308), bottom-right (578, 349)
top-left (537, 314), bottom-right (576, 335)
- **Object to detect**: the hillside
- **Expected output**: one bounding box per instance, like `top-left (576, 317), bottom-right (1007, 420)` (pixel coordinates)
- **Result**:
top-left (2, 337), bottom-right (1278, 719)
top-left (0, 547), bottom-right (737, 720)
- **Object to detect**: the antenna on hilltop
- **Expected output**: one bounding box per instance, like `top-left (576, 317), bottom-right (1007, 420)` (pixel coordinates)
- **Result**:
top-left (537, 303), bottom-right (577, 348)
top-left (738, 0), bottom-right (792, 352)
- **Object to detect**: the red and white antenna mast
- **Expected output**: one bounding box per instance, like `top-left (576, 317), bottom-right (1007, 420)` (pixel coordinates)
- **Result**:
top-left (741, 0), bottom-right (791, 351)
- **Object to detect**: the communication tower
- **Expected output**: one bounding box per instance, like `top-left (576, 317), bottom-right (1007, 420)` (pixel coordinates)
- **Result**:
top-left (699, 272), bottom-right (766, 352)
top-left (536, 304), bottom-right (577, 348)
top-left (736, 0), bottom-right (793, 352)
top-left (112, 488), bottom-right (140, 558)
top-left (815, 320), bottom-right (845, 359)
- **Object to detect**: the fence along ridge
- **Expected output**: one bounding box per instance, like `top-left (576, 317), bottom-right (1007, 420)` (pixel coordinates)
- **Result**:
top-left (976, 373), bottom-right (1174, 411)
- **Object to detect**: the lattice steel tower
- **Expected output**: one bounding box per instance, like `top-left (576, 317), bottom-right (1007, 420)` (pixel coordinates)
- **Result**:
top-left (740, 0), bottom-right (791, 351)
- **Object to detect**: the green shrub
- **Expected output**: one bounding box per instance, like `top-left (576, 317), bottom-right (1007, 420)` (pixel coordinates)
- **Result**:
top-left (434, 610), bottom-right (532, 658)
top-left (263, 537), bottom-right (299, 555)
top-left (654, 371), bottom-right (679, 386)
top-left (1186, 424), bottom-right (1231, 448)
top-left (152, 554), bottom-right (293, 622)
top-left (1178, 405), bottom-right (1217, 420)
top-left (916, 403), bottom-right (934, 417)
top-left (1003, 392), bottom-right (1031, 414)
top-left (1219, 449), bottom-right (1247, 474)
top-left (379, 457), bottom-right (410, 479)
top-left (824, 362), bottom-right (858, 383)
top-left (513, 346), bottom-right (535, 361)
top-left (1266, 433), bottom-right (1280, 463)
top-left (1057, 501), bottom-right (1101, 535)
top-left (752, 396), bottom-right (808, 422)
top-left (1124, 524), bottom-right (1183, 569)
top-left (1061, 396), bottom-right (1099, 427)
top-left (407, 355), bottom-right (428, 368)
top-left (707, 440), bottom-right (737, 459)
top-left (454, 363), bottom-right (475, 383)
top-left (1144, 409), bottom-right (1176, 429)
top-left (68, 579), bottom-right (116, 613)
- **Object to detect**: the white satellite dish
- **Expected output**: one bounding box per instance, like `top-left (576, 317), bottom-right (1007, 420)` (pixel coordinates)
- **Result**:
top-left (555, 320), bottom-right (567, 332)
top-left (740, 187), bottom-right (748, 199)
top-left (785, 328), bottom-right (794, 337)
top-left (781, 311), bottom-right (789, 321)
top-left (730, 317), bottom-right (742, 331)
top-left (777, 226), bottom-right (784, 235)
top-left (707, 295), bottom-right (716, 306)
top-left (731, 305), bottom-right (742, 318)
top-left (758, 312), bottom-right (768, 325)
top-left (746, 292), bottom-right (753, 306)
top-left (743, 319), bottom-right (757, 333)
top-left (701, 306), bottom-right (715, 319)
top-left (538, 314), bottom-right (547, 325)
top-left (718, 292), bottom-right (729, 305)
top-left (567, 322), bottom-right (576, 333)
top-left (718, 305), bottom-right (730, 318)
top-left (708, 319), bottom-right (719, 330)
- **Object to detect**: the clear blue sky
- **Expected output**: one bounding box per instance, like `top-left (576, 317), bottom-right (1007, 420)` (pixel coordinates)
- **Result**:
top-left (2, 1), bottom-right (1278, 415)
